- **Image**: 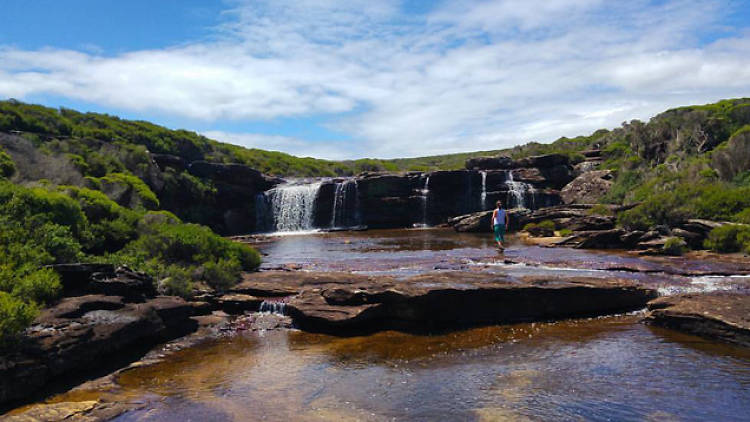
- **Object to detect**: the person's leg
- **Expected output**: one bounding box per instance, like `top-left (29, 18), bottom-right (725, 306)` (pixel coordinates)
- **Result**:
top-left (494, 224), bottom-right (502, 246)
top-left (498, 224), bottom-right (506, 248)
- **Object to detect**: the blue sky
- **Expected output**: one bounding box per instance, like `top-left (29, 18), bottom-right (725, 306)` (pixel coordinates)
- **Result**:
top-left (1, 0), bottom-right (749, 159)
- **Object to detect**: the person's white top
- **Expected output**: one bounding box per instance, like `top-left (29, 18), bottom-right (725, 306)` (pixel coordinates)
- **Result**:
top-left (494, 208), bottom-right (506, 226)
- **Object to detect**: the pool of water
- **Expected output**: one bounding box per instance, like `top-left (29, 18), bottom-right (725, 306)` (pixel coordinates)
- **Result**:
top-left (100, 316), bottom-right (750, 421)
top-left (255, 228), bottom-right (750, 294)
top-left (10, 229), bottom-right (750, 421)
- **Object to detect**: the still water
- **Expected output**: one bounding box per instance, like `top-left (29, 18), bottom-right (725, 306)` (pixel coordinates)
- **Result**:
top-left (15, 229), bottom-right (750, 421)
top-left (110, 316), bottom-right (750, 421)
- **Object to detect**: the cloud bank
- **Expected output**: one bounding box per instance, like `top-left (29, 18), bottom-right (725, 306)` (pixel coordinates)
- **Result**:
top-left (1, 0), bottom-right (749, 159)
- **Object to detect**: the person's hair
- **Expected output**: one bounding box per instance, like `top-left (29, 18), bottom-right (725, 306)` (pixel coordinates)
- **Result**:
top-left (496, 200), bottom-right (502, 208)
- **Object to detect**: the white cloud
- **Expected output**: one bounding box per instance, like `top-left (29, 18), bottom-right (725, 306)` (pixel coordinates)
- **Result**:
top-left (0, 0), bottom-right (749, 159)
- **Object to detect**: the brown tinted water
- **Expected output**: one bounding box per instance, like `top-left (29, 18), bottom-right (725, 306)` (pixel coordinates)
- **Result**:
top-left (12, 229), bottom-right (750, 421)
top-left (101, 316), bottom-right (750, 421)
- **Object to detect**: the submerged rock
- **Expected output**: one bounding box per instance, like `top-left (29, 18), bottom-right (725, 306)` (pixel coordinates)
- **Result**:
top-left (645, 293), bottom-right (750, 347)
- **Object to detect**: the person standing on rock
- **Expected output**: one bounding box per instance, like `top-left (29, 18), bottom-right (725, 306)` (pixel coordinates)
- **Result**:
top-left (492, 200), bottom-right (509, 250)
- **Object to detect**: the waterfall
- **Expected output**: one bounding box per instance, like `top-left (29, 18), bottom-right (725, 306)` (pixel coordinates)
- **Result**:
top-left (414, 175), bottom-right (430, 227)
top-left (480, 171), bottom-right (487, 210)
top-left (330, 179), bottom-right (360, 229)
top-left (504, 171), bottom-right (536, 209)
top-left (266, 181), bottom-right (322, 232)
top-left (259, 300), bottom-right (286, 315)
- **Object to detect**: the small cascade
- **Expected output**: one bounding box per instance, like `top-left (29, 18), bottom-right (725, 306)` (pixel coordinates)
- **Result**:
top-left (415, 175), bottom-right (431, 227)
top-left (330, 179), bottom-right (360, 229)
top-left (504, 171), bottom-right (536, 209)
top-left (258, 300), bottom-right (287, 315)
top-left (266, 181), bottom-right (322, 232)
top-left (480, 171), bottom-right (487, 210)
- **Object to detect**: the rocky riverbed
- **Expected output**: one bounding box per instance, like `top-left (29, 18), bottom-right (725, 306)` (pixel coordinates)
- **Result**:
top-left (3, 229), bottom-right (750, 420)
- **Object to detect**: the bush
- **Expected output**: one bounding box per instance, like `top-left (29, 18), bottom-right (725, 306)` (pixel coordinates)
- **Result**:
top-left (523, 220), bottom-right (555, 237)
top-left (0, 292), bottom-right (38, 350)
top-left (11, 268), bottom-right (62, 304)
top-left (704, 224), bottom-right (750, 252)
top-left (586, 204), bottom-right (614, 216)
top-left (0, 148), bottom-right (15, 178)
top-left (662, 237), bottom-right (688, 256)
top-left (558, 228), bottom-right (573, 237)
top-left (202, 258), bottom-right (242, 292)
top-left (734, 208), bottom-right (750, 224)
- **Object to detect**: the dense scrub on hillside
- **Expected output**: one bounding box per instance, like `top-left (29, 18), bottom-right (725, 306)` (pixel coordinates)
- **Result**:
top-left (0, 179), bottom-right (260, 348)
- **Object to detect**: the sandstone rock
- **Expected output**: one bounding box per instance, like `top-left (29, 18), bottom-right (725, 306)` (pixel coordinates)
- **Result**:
top-left (268, 271), bottom-right (658, 333)
top-left (646, 293), bottom-right (750, 347)
top-left (465, 155), bottom-right (514, 170)
top-left (560, 170), bottom-right (613, 204)
top-left (187, 161), bottom-right (276, 190)
top-left (515, 153), bottom-right (570, 169)
top-left (0, 295), bottom-right (196, 406)
top-left (89, 266), bottom-right (156, 299)
top-left (151, 153), bottom-right (187, 171)
top-left (214, 294), bottom-right (264, 314)
top-left (46, 263), bottom-right (116, 295)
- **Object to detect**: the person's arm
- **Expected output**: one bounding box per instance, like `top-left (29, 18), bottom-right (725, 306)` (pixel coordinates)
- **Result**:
top-left (505, 211), bottom-right (509, 227)
top-left (491, 210), bottom-right (497, 229)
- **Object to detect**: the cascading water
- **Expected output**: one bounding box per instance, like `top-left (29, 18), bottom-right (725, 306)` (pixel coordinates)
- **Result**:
top-left (414, 175), bottom-right (431, 227)
top-left (330, 179), bottom-right (360, 229)
top-left (258, 300), bottom-right (287, 315)
top-left (480, 171), bottom-right (487, 210)
top-left (266, 182), bottom-right (322, 232)
top-left (504, 171), bottom-right (536, 209)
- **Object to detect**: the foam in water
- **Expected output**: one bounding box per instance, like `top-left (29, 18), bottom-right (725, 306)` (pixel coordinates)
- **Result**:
top-left (480, 171), bottom-right (487, 210)
top-left (505, 171), bottom-right (535, 209)
top-left (414, 175), bottom-right (431, 227)
top-left (259, 300), bottom-right (287, 315)
top-left (267, 182), bottom-right (322, 232)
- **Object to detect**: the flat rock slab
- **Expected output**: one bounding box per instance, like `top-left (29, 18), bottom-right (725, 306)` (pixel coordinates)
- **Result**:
top-left (646, 293), bottom-right (750, 347)
top-left (239, 271), bottom-right (657, 334)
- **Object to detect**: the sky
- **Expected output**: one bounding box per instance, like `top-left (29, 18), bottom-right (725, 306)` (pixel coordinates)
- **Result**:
top-left (1, 0), bottom-right (749, 160)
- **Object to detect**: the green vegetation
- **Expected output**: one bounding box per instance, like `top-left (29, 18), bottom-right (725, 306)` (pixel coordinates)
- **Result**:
top-left (704, 224), bottom-right (750, 253)
top-left (586, 204), bottom-right (614, 216)
top-left (523, 220), bottom-right (556, 236)
top-left (662, 237), bottom-right (688, 256)
top-left (0, 147), bottom-right (15, 178)
top-left (0, 179), bottom-right (261, 347)
top-left (558, 228), bottom-right (573, 237)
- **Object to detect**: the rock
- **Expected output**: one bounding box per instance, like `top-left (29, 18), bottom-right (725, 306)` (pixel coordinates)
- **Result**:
top-left (515, 153), bottom-right (570, 169)
top-left (564, 215), bottom-right (615, 231)
top-left (449, 209), bottom-right (530, 232)
top-left (89, 266), bottom-right (156, 299)
top-left (465, 155), bottom-right (515, 170)
top-left (560, 170), bottom-right (613, 204)
top-left (214, 293), bottom-right (264, 314)
top-left (1, 400), bottom-right (100, 422)
top-left (45, 263), bottom-right (116, 295)
top-left (525, 224), bottom-right (554, 237)
top-left (187, 161), bottom-right (277, 191)
top-left (0, 295), bottom-right (196, 406)
top-left (556, 229), bottom-right (627, 249)
top-left (645, 293), bottom-right (750, 347)
top-left (449, 211), bottom-right (493, 232)
top-left (670, 227), bottom-right (704, 249)
top-left (151, 153), bottom-right (188, 171)
top-left (268, 271), bottom-right (657, 333)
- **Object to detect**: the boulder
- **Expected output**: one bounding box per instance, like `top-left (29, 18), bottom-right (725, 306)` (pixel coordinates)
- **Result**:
top-left (540, 164), bottom-right (576, 190)
top-left (515, 153), bottom-right (570, 169)
top-left (151, 153), bottom-right (187, 171)
top-left (560, 170), bottom-right (613, 204)
top-left (89, 266), bottom-right (156, 299)
top-left (465, 156), bottom-right (514, 170)
top-left (46, 263), bottom-right (116, 295)
top-left (645, 293), bottom-right (750, 347)
top-left (0, 295), bottom-right (196, 405)
top-left (556, 229), bottom-right (627, 249)
top-left (187, 161), bottom-right (276, 191)
top-left (252, 271), bottom-right (660, 333)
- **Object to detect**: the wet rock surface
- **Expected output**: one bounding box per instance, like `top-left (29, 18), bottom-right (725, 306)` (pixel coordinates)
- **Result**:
top-left (646, 293), bottom-right (750, 347)
top-left (239, 271), bottom-right (657, 334)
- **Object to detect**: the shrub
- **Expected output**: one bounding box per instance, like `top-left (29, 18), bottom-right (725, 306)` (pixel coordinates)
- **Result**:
top-left (0, 292), bottom-right (38, 350)
top-left (0, 148), bottom-right (15, 178)
top-left (96, 172), bottom-right (159, 210)
top-left (662, 237), bottom-right (688, 256)
top-left (202, 258), bottom-right (242, 292)
top-left (586, 204), bottom-right (614, 216)
top-left (11, 268), bottom-right (62, 304)
top-left (704, 224), bottom-right (750, 252)
top-left (523, 220), bottom-right (555, 237)
top-left (558, 228), bottom-right (573, 237)
top-left (733, 208), bottom-right (750, 224)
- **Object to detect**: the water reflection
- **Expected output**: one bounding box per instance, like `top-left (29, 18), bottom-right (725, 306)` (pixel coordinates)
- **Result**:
top-left (101, 316), bottom-right (750, 421)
